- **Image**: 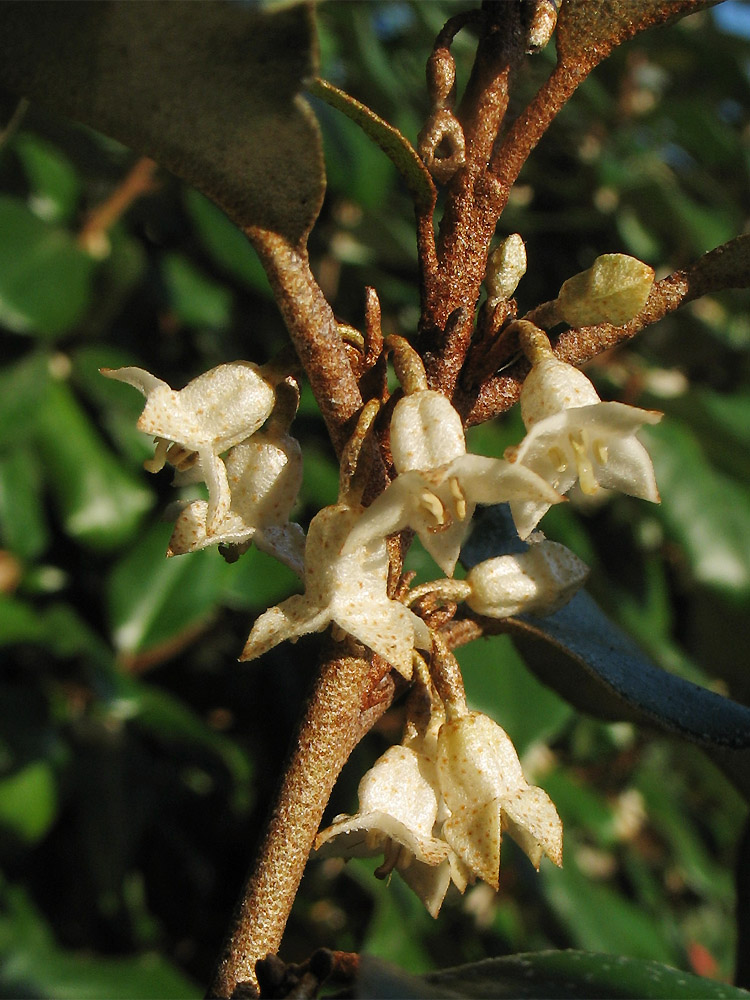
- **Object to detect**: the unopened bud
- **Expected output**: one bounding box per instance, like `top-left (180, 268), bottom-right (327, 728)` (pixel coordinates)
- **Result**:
top-left (465, 540), bottom-right (588, 618)
top-left (556, 253), bottom-right (654, 327)
top-left (526, 0), bottom-right (558, 53)
top-left (485, 234), bottom-right (527, 302)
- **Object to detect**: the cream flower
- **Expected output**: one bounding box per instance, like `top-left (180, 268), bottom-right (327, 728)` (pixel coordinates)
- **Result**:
top-left (437, 711), bottom-right (563, 890)
top-left (101, 362), bottom-right (275, 531)
top-left (166, 428), bottom-right (305, 575)
top-left (507, 327), bottom-right (661, 539)
top-left (344, 390), bottom-right (562, 576)
top-left (240, 503), bottom-right (431, 677)
top-left (465, 539), bottom-right (589, 618)
top-left (314, 744), bottom-right (454, 917)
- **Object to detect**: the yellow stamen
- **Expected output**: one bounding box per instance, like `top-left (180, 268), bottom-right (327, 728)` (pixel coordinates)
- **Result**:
top-left (569, 432), bottom-right (599, 495)
top-left (593, 439), bottom-right (608, 465)
top-left (144, 437), bottom-right (169, 473)
top-left (449, 476), bottom-right (467, 520)
top-left (419, 490), bottom-right (446, 525)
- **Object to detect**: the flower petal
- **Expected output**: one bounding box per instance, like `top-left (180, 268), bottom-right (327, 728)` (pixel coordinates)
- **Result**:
top-left (240, 596), bottom-right (330, 661)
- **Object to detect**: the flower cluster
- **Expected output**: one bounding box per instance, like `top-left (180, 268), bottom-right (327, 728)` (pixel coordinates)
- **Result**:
top-left (104, 252), bottom-right (662, 913)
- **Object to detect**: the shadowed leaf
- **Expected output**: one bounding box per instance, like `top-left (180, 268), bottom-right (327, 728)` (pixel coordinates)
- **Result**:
top-left (0, 1), bottom-right (324, 245)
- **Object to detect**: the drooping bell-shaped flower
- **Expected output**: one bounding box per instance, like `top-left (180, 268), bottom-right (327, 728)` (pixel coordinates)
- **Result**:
top-left (345, 390), bottom-right (562, 576)
top-left (241, 503), bottom-right (431, 677)
top-left (314, 744), bottom-right (454, 917)
top-left (101, 362), bottom-right (276, 531)
top-left (437, 711), bottom-right (563, 890)
top-left (465, 539), bottom-right (589, 619)
top-left (167, 428), bottom-right (305, 576)
top-left (507, 325), bottom-right (661, 539)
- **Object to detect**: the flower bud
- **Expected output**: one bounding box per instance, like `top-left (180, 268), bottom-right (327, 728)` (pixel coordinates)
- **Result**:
top-left (556, 253), bottom-right (654, 327)
top-left (465, 540), bottom-right (589, 618)
top-left (485, 234), bottom-right (527, 302)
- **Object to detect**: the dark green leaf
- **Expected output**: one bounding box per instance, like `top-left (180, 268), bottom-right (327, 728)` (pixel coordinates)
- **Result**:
top-left (184, 190), bottom-right (273, 297)
top-left (0, 196), bottom-right (94, 337)
top-left (502, 591), bottom-right (750, 748)
top-left (402, 950), bottom-right (749, 999)
top-left (643, 422), bottom-right (750, 598)
top-left (33, 378), bottom-right (153, 550)
top-left (0, 446), bottom-right (48, 559)
top-left (12, 131), bottom-right (80, 225)
top-left (0, 352), bottom-right (50, 449)
top-left (0, 2), bottom-right (324, 245)
top-left (161, 253), bottom-right (232, 329)
top-left (106, 520), bottom-right (232, 657)
top-left (0, 880), bottom-right (200, 999)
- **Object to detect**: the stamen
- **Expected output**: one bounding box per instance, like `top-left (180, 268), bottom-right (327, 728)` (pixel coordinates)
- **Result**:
top-left (166, 443), bottom-right (199, 471)
top-left (365, 829), bottom-right (385, 852)
top-left (144, 437), bottom-right (169, 473)
top-left (547, 446), bottom-right (568, 474)
top-left (449, 476), bottom-right (467, 520)
top-left (395, 844), bottom-right (414, 871)
top-left (593, 439), bottom-right (608, 465)
top-left (375, 839), bottom-right (401, 879)
top-left (419, 490), bottom-right (446, 525)
top-left (569, 432), bottom-right (599, 495)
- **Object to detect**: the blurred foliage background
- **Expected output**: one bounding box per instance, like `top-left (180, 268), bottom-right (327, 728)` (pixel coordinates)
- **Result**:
top-left (0, 2), bottom-right (749, 996)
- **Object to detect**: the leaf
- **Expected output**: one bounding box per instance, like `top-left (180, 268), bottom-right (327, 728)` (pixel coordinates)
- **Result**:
top-left (0, 446), bottom-right (49, 560)
top-left (0, 195), bottom-right (95, 337)
top-left (357, 951), bottom-right (750, 999)
top-left (0, 760), bottom-right (57, 843)
top-left (106, 520), bottom-right (232, 657)
top-left (0, 2), bottom-right (324, 246)
top-left (0, 880), bottom-right (200, 999)
top-left (184, 190), bottom-right (273, 297)
top-left (308, 77), bottom-right (435, 213)
top-left (501, 591), bottom-right (750, 749)
top-left (161, 253), bottom-right (233, 330)
top-left (33, 378), bottom-right (153, 551)
top-left (643, 422), bottom-right (750, 598)
top-left (555, 1), bottom-right (718, 73)
top-left (12, 131), bottom-right (80, 225)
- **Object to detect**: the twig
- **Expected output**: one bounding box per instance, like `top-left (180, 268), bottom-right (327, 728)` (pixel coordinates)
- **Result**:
top-left (207, 651), bottom-right (395, 998)
top-left (77, 156), bottom-right (159, 254)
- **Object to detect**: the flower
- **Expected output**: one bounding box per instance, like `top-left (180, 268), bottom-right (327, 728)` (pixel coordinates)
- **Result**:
top-left (344, 390), bottom-right (562, 576)
top-left (166, 428), bottom-right (305, 574)
top-left (436, 711), bottom-right (563, 889)
top-left (101, 362), bottom-right (276, 531)
top-left (465, 539), bottom-right (589, 618)
top-left (507, 329), bottom-right (661, 539)
top-left (241, 503), bottom-right (431, 677)
top-left (314, 744), bottom-right (455, 917)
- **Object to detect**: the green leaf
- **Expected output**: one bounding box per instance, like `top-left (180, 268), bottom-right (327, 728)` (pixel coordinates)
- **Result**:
top-left (309, 77), bottom-right (435, 212)
top-left (0, 3), bottom-right (324, 246)
top-left (0, 880), bottom-right (200, 999)
top-left (161, 253), bottom-right (233, 329)
top-left (0, 352), bottom-right (50, 449)
top-left (106, 520), bottom-right (232, 656)
top-left (0, 196), bottom-right (95, 337)
top-left (12, 131), bottom-right (80, 225)
top-left (643, 421), bottom-right (750, 598)
top-left (357, 951), bottom-right (750, 999)
top-left (0, 760), bottom-right (57, 843)
top-left (184, 190), bottom-right (273, 297)
top-left (33, 378), bottom-right (153, 550)
top-left (0, 446), bottom-right (49, 560)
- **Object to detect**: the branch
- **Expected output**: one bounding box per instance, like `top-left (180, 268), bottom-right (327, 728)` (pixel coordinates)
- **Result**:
top-left (208, 651), bottom-right (395, 998)
top-left (246, 228), bottom-right (364, 457)
top-left (458, 234), bottom-right (750, 426)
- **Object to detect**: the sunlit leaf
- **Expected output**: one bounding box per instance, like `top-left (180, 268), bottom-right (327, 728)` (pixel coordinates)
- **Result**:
top-left (0, 759), bottom-right (57, 843)
top-left (0, 2), bottom-right (324, 245)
